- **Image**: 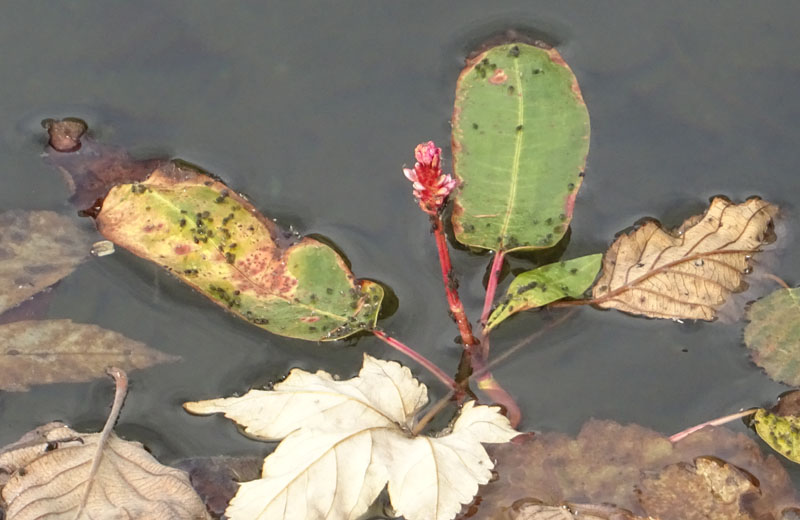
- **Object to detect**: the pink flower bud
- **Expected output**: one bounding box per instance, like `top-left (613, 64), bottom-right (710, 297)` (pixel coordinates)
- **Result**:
top-left (403, 141), bottom-right (457, 215)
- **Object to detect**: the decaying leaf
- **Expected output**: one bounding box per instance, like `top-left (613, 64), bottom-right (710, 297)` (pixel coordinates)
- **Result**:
top-left (744, 286), bottom-right (800, 385)
top-left (0, 319), bottom-right (178, 391)
top-left (460, 420), bottom-right (798, 519)
top-left (592, 197), bottom-right (777, 320)
top-left (486, 254), bottom-right (601, 331)
top-left (44, 120), bottom-right (384, 342)
top-left (636, 456), bottom-right (761, 520)
top-left (501, 500), bottom-right (643, 520)
top-left (184, 354), bottom-right (519, 520)
top-left (752, 391), bottom-right (800, 464)
top-left (0, 210), bottom-right (93, 315)
top-left (175, 455), bottom-right (263, 517)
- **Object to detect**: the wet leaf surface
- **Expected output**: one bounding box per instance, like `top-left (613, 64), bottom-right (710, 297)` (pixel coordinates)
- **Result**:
top-left (503, 501), bottom-right (643, 520)
top-left (486, 254), bottom-right (601, 331)
top-left (0, 210), bottom-right (94, 315)
top-left (44, 120), bottom-right (384, 342)
top-left (753, 400), bottom-right (800, 465)
top-left (460, 420), bottom-right (798, 519)
top-left (592, 197), bottom-right (777, 320)
top-left (451, 43), bottom-right (590, 253)
top-left (175, 455), bottom-right (263, 517)
top-left (0, 319), bottom-right (178, 391)
top-left (744, 287), bottom-right (800, 385)
top-left (185, 354), bottom-right (519, 520)
top-left (0, 422), bottom-right (210, 519)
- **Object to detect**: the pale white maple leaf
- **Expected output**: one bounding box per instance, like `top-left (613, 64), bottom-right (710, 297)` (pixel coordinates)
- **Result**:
top-left (184, 354), bottom-right (518, 520)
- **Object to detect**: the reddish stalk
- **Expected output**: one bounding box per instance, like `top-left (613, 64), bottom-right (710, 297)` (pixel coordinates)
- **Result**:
top-left (479, 250), bottom-right (505, 358)
top-left (373, 329), bottom-right (459, 392)
top-left (669, 408), bottom-right (757, 443)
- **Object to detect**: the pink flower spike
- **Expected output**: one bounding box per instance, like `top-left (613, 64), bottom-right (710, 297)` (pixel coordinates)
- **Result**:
top-left (402, 141), bottom-right (457, 215)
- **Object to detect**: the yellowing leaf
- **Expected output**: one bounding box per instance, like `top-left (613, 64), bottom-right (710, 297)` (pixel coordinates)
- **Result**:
top-left (184, 355), bottom-right (518, 520)
top-left (0, 422), bottom-right (210, 519)
top-left (592, 198), bottom-right (777, 320)
top-left (753, 408), bottom-right (800, 464)
top-left (744, 287), bottom-right (800, 385)
top-left (0, 210), bottom-right (93, 315)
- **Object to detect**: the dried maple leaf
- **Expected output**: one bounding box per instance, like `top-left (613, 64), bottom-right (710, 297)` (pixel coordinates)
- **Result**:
top-left (184, 354), bottom-right (519, 520)
top-left (0, 319), bottom-right (178, 391)
top-left (592, 197), bottom-right (777, 320)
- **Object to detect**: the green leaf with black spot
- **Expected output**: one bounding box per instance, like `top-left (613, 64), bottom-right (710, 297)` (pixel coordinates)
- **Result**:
top-left (486, 254), bottom-right (601, 331)
top-left (95, 162), bottom-right (383, 342)
top-left (752, 408), bottom-right (800, 464)
top-left (451, 42), bottom-right (590, 253)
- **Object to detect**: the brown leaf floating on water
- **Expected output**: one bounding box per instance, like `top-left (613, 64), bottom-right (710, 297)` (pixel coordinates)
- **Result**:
top-left (636, 456), bottom-right (761, 520)
top-left (591, 197), bottom-right (777, 320)
top-left (0, 210), bottom-right (94, 315)
top-left (174, 455), bottom-right (263, 517)
top-left (0, 319), bottom-right (178, 391)
top-left (460, 420), bottom-right (798, 519)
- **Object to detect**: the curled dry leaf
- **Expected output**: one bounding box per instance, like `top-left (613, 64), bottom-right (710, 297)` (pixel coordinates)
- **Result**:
top-left (592, 197), bottom-right (777, 320)
top-left (184, 354), bottom-right (519, 520)
top-left (44, 120), bottom-right (384, 342)
top-left (460, 420), bottom-right (798, 519)
top-left (0, 423), bottom-right (209, 519)
top-left (0, 319), bottom-right (178, 391)
top-left (0, 210), bottom-right (93, 315)
top-left (744, 287), bottom-right (800, 385)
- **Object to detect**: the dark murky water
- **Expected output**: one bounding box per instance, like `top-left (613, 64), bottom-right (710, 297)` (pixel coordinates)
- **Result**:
top-left (2, 0), bottom-right (800, 506)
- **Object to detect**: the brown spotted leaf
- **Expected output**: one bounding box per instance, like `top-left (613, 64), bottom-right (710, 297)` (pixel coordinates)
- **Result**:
top-left (0, 422), bottom-right (210, 519)
top-left (592, 197), bottom-right (777, 320)
top-left (0, 319), bottom-right (178, 391)
top-left (0, 210), bottom-right (94, 315)
top-left (460, 420), bottom-right (798, 519)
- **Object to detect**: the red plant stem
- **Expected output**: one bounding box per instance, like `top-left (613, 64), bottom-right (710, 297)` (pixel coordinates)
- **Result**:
top-left (668, 408), bottom-right (757, 443)
top-left (429, 215), bottom-right (522, 427)
top-left (431, 216), bottom-right (479, 352)
top-left (479, 250), bottom-right (506, 358)
top-left (372, 329), bottom-right (459, 391)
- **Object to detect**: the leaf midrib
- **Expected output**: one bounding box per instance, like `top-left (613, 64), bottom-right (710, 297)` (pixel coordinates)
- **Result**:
top-left (499, 57), bottom-right (524, 251)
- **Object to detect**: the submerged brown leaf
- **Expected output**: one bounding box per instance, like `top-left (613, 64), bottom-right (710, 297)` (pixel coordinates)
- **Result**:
top-left (175, 456), bottom-right (263, 517)
top-left (0, 422), bottom-right (210, 519)
top-left (0, 210), bottom-right (93, 315)
top-left (592, 197), bottom-right (777, 320)
top-left (461, 420), bottom-right (798, 519)
top-left (0, 319), bottom-right (178, 391)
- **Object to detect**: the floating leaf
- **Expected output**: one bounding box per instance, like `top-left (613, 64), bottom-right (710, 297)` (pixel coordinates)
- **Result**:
top-left (451, 42), bottom-right (590, 253)
top-left (175, 456), bottom-right (263, 517)
top-left (185, 354), bottom-right (518, 520)
top-left (744, 287), bottom-right (800, 385)
top-left (592, 197), bottom-right (777, 320)
top-left (486, 254), bottom-right (601, 331)
top-left (0, 424), bottom-right (209, 518)
top-left (460, 420), bottom-right (798, 519)
top-left (637, 457), bottom-right (761, 520)
top-left (0, 210), bottom-right (93, 315)
top-left (45, 120), bottom-right (384, 342)
top-left (753, 404), bottom-right (800, 464)
top-left (0, 319), bottom-right (178, 391)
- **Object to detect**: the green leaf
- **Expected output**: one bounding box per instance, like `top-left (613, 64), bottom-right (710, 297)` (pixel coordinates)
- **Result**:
top-left (451, 43), bottom-right (590, 253)
top-left (95, 163), bottom-right (382, 342)
top-left (744, 287), bottom-right (800, 385)
top-left (752, 408), bottom-right (800, 464)
top-left (486, 254), bottom-right (601, 331)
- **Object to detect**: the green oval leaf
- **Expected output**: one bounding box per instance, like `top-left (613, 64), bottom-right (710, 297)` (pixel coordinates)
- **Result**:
top-left (744, 287), bottom-right (800, 385)
top-left (752, 408), bottom-right (800, 464)
top-left (96, 163), bottom-right (382, 342)
top-left (486, 254), bottom-right (601, 331)
top-left (451, 43), bottom-right (590, 253)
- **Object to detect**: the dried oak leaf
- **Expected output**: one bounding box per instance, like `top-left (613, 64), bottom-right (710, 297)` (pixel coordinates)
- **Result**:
top-left (0, 319), bottom-right (178, 391)
top-left (0, 422), bottom-right (210, 519)
top-left (460, 420), bottom-right (798, 519)
top-left (0, 210), bottom-right (93, 315)
top-left (592, 197), bottom-right (777, 320)
top-left (636, 456), bottom-right (761, 520)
